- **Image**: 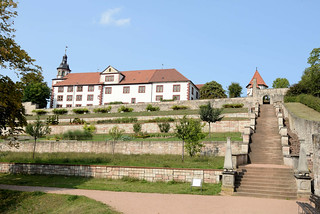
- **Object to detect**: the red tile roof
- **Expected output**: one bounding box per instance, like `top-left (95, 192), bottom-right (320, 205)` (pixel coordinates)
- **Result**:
top-left (246, 70), bottom-right (268, 88)
top-left (53, 69), bottom-right (189, 86)
top-left (196, 84), bottom-right (204, 89)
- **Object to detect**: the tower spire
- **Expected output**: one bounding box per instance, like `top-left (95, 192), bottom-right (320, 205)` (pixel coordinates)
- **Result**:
top-left (56, 48), bottom-right (71, 78)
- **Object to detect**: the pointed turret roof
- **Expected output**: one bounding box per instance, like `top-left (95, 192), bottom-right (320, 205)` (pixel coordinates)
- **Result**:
top-left (246, 70), bottom-right (268, 88)
top-left (57, 54), bottom-right (71, 71)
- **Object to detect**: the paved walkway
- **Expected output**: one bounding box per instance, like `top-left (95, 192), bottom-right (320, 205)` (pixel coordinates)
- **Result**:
top-left (0, 184), bottom-right (299, 214)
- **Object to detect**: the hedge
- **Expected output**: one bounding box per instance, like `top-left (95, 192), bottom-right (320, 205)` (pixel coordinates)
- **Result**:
top-left (72, 108), bottom-right (89, 114)
top-left (222, 103), bottom-right (244, 108)
top-left (53, 108), bottom-right (68, 115)
top-left (284, 94), bottom-right (320, 113)
top-left (32, 109), bottom-right (48, 115)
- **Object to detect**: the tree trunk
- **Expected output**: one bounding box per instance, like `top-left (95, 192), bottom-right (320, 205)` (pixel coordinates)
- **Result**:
top-left (182, 140), bottom-right (184, 162)
top-left (32, 137), bottom-right (37, 160)
top-left (209, 122), bottom-right (211, 138)
top-left (112, 141), bottom-right (115, 155)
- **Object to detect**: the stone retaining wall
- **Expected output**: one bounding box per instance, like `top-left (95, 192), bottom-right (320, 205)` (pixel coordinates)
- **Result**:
top-left (0, 162), bottom-right (222, 183)
top-left (0, 140), bottom-right (246, 156)
top-left (49, 120), bottom-right (250, 134)
top-left (313, 134), bottom-right (320, 195)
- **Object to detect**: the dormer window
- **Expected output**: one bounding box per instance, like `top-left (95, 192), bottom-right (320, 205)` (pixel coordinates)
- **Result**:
top-left (105, 75), bottom-right (114, 82)
top-left (109, 68), bottom-right (111, 72)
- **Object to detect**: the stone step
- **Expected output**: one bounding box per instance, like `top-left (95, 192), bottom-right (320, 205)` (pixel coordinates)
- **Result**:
top-left (235, 183), bottom-right (296, 190)
top-left (236, 187), bottom-right (297, 195)
top-left (234, 191), bottom-right (297, 200)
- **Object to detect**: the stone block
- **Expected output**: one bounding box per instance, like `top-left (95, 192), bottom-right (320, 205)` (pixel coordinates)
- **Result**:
top-left (295, 176), bottom-right (311, 198)
top-left (281, 135), bottom-right (289, 146)
top-left (282, 146), bottom-right (290, 156)
top-left (222, 172), bottom-right (235, 195)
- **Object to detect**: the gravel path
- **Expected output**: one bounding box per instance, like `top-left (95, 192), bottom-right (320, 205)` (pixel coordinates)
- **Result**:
top-left (0, 184), bottom-right (299, 214)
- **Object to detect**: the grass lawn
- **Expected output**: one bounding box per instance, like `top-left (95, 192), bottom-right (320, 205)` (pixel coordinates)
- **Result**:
top-left (284, 102), bottom-right (320, 121)
top-left (0, 152), bottom-right (224, 169)
top-left (0, 189), bottom-right (120, 214)
top-left (26, 108), bottom-right (248, 120)
top-left (0, 173), bottom-right (221, 195)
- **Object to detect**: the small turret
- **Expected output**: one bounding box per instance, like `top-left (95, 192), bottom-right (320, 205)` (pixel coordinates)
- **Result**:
top-left (56, 49), bottom-right (71, 78)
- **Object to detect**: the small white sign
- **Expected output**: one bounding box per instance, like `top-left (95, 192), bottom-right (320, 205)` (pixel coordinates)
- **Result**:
top-left (191, 178), bottom-right (202, 187)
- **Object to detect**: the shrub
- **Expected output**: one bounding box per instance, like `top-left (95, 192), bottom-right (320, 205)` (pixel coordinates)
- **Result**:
top-left (109, 101), bottom-right (123, 105)
top-left (96, 117), bottom-right (138, 124)
top-left (93, 106), bottom-right (112, 113)
top-left (62, 130), bottom-right (93, 140)
top-left (32, 109), bottom-right (47, 115)
top-left (46, 115), bottom-right (59, 125)
top-left (120, 135), bottom-right (133, 141)
top-left (222, 103), bottom-right (244, 108)
top-left (134, 131), bottom-right (150, 138)
top-left (72, 108), bottom-right (89, 114)
top-left (133, 123), bottom-right (142, 134)
top-left (148, 117), bottom-right (174, 123)
top-left (146, 104), bottom-right (160, 111)
top-left (295, 94), bottom-right (320, 112)
top-left (284, 96), bottom-right (297, 103)
top-left (158, 122), bottom-right (170, 133)
top-left (70, 118), bottom-right (86, 124)
top-left (171, 105), bottom-right (188, 110)
top-left (83, 124), bottom-right (96, 133)
top-left (53, 108), bottom-right (68, 115)
top-left (118, 106), bottom-right (133, 113)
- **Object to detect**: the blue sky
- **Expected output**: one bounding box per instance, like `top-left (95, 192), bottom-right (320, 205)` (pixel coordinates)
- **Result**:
top-left (3, 0), bottom-right (320, 96)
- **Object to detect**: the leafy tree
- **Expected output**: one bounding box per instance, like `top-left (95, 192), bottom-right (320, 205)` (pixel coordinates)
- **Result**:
top-left (175, 116), bottom-right (206, 161)
top-left (199, 102), bottom-right (224, 138)
top-left (19, 71), bottom-right (44, 88)
top-left (272, 78), bottom-right (290, 88)
top-left (200, 81), bottom-right (227, 99)
top-left (0, 0), bottom-right (40, 74)
top-left (109, 126), bottom-right (124, 155)
top-left (228, 82), bottom-right (242, 98)
top-left (0, 76), bottom-right (26, 137)
top-left (22, 82), bottom-right (51, 108)
top-left (25, 117), bottom-right (51, 159)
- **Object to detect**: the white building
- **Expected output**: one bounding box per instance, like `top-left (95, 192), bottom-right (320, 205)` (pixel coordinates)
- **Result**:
top-left (246, 69), bottom-right (268, 96)
top-left (50, 54), bottom-right (199, 108)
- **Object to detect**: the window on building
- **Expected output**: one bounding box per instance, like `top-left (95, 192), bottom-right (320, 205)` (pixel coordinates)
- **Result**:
top-left (105, 75), bottom-right (114, 82)
top-left (76, 95), bottom-right (82, 101)
top-left (105, 87), bottom-right (112, 94)
top-left (75, 104), bottom-right (82, 107)
top-left (58, 87), bottom-right (64, 92)
top-left (173, 95), bottom-right (180, 101)
top-left (88, 86), bottom-right (94, 92)
top-left (66, 104), bottom-right (72, 107)
top-left (57, 95), bottom-right (63, 101)
top-left (123, 86), bottom-right (130, 94)
top-left (87, 104), bottom-right (93, 106)
top-left (77, 86), bottom-right (83, 92)
top-left (67, 95), bottom-right (73, 101)
top-left (131, 98), bottom-right (136, 103)
top-left (138, 86), bottom-right (145, 93)
top-left (173, 85), bottom-right (180, 92)
top-left (191, 87), bottom-right (194, 95)
top-left (56, 104), bottom-right (62, 108)
top-left (156, 85), bottom-right (163, 93)
top-left (67, 86), bottom-right (73, 92)
top-left (196, 91), bottom-right (199, 99)
top-left (156, 95), bottom-right (163, 101)
top-left (87, 94), bottom-right (93, 101)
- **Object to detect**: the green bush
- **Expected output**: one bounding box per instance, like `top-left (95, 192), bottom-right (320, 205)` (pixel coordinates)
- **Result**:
top-left (134, 131), bottom-right (150, 138)
top-left (46, 115), bottom-right (59, 125)
top-left (83, 124), bottom-right (96, 133)
top-left (62, 130), bottom-right (93, 140)
top-left (133, 123), bottom-right (142, 134)
top-left (53, 108), bottom-right (68, 115)
top-left (70, 118), bottom-right (86, 124)
top-left (32, 109), bottom-right (47, 115)
top-left (72, 108), bottom-right (89, 114)
top-left (146, 104), bottom-right (160, 111)
top-left (148, 117), bottom-right (174, 123)
top-left (118, 106), bottom-right (133, 113)
top-left (97, 117), bottom-right (138, 124)
top-left (93, 106), bottom-right (111, 113)
top-left (296, 94), bottom-right (320, 112)
top-left (109, 101), bottom-right (123, 105)
top-left (158, 122), bottom-right (170, 133)
top-left (222, 103), bottom-right (244, 108)
top-left (171, 105), bottom-right (188, 110)
top-left (284, 96), bottom-right (297, 103)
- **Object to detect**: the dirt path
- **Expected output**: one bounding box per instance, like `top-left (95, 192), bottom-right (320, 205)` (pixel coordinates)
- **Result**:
top-left (0, 184), bottom-right (298, 214)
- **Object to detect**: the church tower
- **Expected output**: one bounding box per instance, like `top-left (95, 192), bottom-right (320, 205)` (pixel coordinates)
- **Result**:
top-left (56, 53), bottom-right (71, 78)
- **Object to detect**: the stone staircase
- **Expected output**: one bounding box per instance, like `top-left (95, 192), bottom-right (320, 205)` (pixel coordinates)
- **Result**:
top-left (234, 105), bottom-right (297, 199)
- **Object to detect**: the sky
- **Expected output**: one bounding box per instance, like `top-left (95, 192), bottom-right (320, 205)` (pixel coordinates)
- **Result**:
top-left (2, 0), bottom-right (320, 96)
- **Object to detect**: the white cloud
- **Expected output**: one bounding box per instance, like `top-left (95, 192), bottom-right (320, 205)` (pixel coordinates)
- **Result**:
top-left (100, 8), bottom-right (130, 26)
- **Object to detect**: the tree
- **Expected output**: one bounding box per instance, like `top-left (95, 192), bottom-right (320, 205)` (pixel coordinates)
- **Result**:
top-left (228, 82), bottom-right (242, 98)
top-left (25, 117), bottom-right (51, 159)
top-left (175, 116), bottom-right (206, 161)
top-left (199, 102), bottom-right (224, 138)
top-left (22, 82), bottom-right (51, 108)
top-left (200, 81), bottom-right (227, 99)
top-left (0, 0), bottom-right (40, 74)
top-left (19, 71), bottom-right (44, 88)
top-left (0, 76), bottom-right (26, 137)
top-left (109, 126), bottom-right (124, 155)
top-left (272, 78), bottom-right (290, 88)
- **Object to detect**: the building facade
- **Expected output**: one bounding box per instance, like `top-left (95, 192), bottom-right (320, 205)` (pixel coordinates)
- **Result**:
top-left (246, 69), bottom-right (268, 96)
top-left (50, 54), bottom-right (199, 108)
